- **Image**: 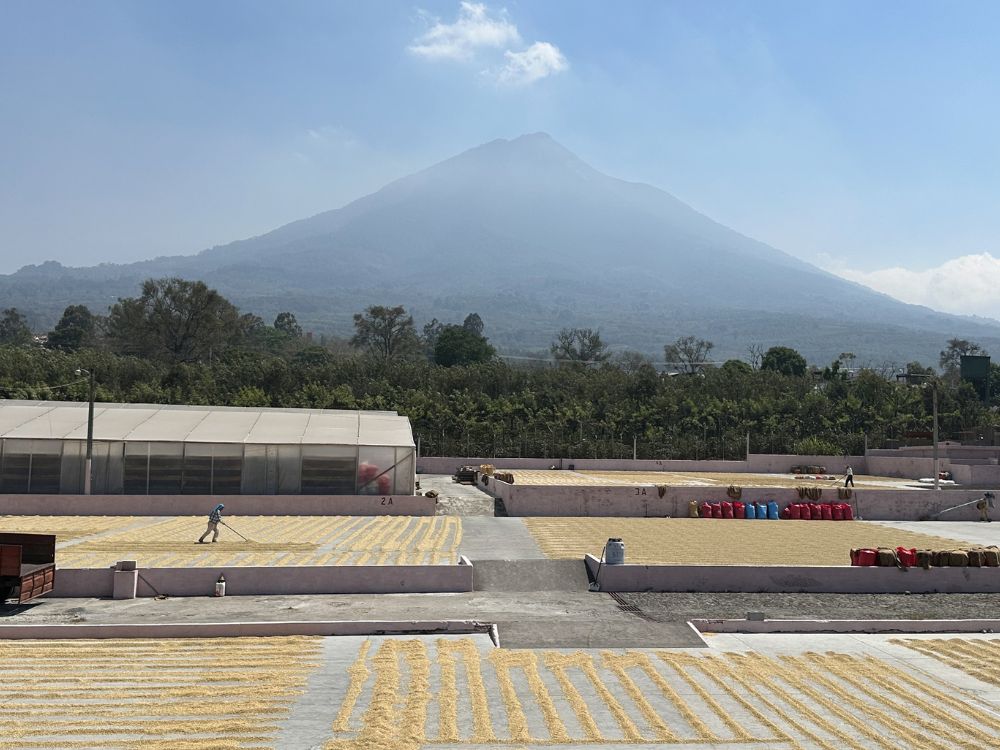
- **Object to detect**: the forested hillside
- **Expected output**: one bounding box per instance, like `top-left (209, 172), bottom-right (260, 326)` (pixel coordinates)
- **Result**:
top-left (1, 279), bottom-right (995, 459)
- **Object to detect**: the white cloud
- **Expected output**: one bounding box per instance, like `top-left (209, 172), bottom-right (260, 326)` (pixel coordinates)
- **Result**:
top-left (830, 252), bottom-right (1000, 320)
top-left (408, 2), bottom-right (520, 61)
top-left (497, 41), bottom-right (569, 86)
top-left (409, 2), bottom-right (566, 85)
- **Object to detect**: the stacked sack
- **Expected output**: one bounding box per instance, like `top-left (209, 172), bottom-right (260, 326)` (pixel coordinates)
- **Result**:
top-left (782, 502), bottom-right (854, 521)
top-left (851, 546), bottom-right (1000, 569)
top-left (693, 500), bottom-right (780, 520)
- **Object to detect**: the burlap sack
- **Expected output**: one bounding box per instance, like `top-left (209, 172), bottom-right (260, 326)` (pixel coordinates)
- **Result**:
top-left (876, 547), bottom-right (897, 567)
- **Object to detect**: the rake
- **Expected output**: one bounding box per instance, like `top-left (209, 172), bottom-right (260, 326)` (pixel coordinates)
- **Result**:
top-left (220, 520), bottom-right (254, 543)
top-left (920, 493), bottom-right (994, 521)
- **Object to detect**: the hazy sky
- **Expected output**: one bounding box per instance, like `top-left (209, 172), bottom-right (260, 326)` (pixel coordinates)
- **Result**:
top-left (3, 1), bottom-right (1000, 315)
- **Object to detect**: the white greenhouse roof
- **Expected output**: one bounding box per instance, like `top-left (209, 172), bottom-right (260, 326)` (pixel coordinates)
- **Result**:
top-left (0, 400), bottom-right (415, 448)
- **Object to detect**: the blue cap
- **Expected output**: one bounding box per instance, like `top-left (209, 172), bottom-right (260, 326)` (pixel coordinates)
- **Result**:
top-left (215, 503), bottom-right (225, 510)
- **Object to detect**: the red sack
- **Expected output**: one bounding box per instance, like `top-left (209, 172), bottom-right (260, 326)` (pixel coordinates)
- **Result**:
top-left (711, 503), bottom-right (723, 519)
top-left (842, 503), bottom-right (854, 521)
top-left (722, 501), bottom-right (734, 519)
top-left (733, 501), bottom-right (744, 517)
top-left (821, 504), bottom-right (833, 521)
top-left (799, 504), bottom-right (812, 520)
top-left (832, 503), bottom-right (844, 521)
top-left (789, 503), bottom-right (801, 520)
top-left (700, 502), bottom-right (713, 518)
top-left (781, 505), bottom-right (791, 519)
top-left (855, 548), bottom-right (877, 566)
top-left (896, 547), bottom-right (917, 568)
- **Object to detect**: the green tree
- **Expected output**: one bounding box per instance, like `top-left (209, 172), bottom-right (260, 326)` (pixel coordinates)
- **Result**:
top-left (107, 278), bottom-right (242, 364)
top-left (939, 338), bottom-right (985, 375)
top-left (232, 385), bottom-right (269, 407)
top-left (550, 328), bottom-right (609, 364)
top-left (664, 336), bottom-right (714, 374)
top-left (721, 359), bottom-right (752, 376)
top-left (351, 305), bottom-right (421, 365)
top-left (761, 346), bottom-right (807, 376)
top-left (906, 361), bottom-right (935, 377)
top-left (462, 312), bottom-right (484, 337)
top-left (47, 305), bottom-right (96, 351)
top-left (434, 325), bottom-right (496, 367)
top-left (0, 308), bottom-right (32, 347)
top-left (422, 318), bottom-right (445, 352)
top-left (274, 312), bottom-right (303, 338)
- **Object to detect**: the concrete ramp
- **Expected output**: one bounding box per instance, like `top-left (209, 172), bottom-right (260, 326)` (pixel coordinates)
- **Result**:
top-left (472, 559), bottom-right (591, 592)
top-left (495, 619), bottom-right (706, 649)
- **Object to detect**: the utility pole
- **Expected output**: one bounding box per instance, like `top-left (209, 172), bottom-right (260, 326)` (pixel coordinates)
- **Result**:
top-left (932, 381), bottom-right (939, 491)
top-left (632, 434), bottom-right (637, 461)
top-left (75, 368), bottom-right (95, 495)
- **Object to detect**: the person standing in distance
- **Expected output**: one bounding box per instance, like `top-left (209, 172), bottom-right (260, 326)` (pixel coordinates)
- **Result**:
top-left (844, 466), bottom-right (854, 488)
top-left (198, 503), bottom-right (225, 543)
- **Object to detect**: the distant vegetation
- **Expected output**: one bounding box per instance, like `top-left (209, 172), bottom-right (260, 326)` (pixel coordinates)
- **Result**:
top-left (0, 278), bottom-right (997, 459)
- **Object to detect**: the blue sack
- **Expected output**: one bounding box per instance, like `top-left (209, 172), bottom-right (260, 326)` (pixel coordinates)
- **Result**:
top-left (767, 500), bottom-right (779, 520)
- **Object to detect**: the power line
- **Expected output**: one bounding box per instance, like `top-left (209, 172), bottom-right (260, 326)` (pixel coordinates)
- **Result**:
top-left (0, 377), bottom-right (89, 395)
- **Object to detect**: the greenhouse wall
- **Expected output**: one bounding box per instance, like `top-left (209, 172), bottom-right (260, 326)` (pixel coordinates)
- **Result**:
top-left (0, 438), bottom-right (415, 496)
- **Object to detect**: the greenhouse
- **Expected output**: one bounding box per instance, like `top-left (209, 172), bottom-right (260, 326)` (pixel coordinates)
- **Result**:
top-left (0, 400), bottom-right (416, 495)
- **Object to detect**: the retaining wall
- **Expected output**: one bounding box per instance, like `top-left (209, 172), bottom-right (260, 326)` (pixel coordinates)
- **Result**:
top-left (866, 456), bottom-right (938, 479)
top-left (417, 456), bottom-right (746, 475)
top-left (0, 493), bottom-right (434, 516)
top-left (488, 479), bottom-right (992, 521)
top-left (745, 454), bottom-right (866, 474)
top-left (51, 559), bottom-right (474, 598)
top-left (584, 555), bottom-right (1000, 594)
top-left (418, 454), bottom-right (869, 476)
top-left (0, 620), bottom-right (490, 640)
top-left (692, 618), bottom-right (1000, 634)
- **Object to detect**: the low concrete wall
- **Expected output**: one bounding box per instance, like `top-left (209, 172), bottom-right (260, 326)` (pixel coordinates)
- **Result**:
top-left (0, 620), bottom-right (491, 640)
top-left (0, 493), bottom-right (434, 516)
top-left (584, 555), bottom-right (1000, 594)
top-left (968, 464), bottom-right (1000, 486)
top-left (491, 480), bottom-right (992, 520)
top-left (746, 454), bottom-right (866, 474)
top-left (419, 454), bottom-right (882, 476)
top-left (692, 618), bottom-right (1000, 634)
top-left (51, 562), bottom-right (474, 597)
top-left (417, 456), bottom-right (747, 474)
top-left (866, 455), bottom-right (938, 478)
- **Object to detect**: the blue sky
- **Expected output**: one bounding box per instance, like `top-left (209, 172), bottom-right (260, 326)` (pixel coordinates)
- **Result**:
top-left (3, 1), bottom-right (1000, 315)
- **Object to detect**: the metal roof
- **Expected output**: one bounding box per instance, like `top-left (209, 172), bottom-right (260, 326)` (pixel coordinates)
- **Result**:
top-left (0, 400), bottom-right (414, 448)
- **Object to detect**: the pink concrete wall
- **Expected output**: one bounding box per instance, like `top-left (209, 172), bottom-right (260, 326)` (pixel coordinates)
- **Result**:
top-left (491, 480), bottom-right (992, 520)
top-left (0, 620), bottom-right (489, 640)
top-left (746, 454), bottom-right (866, 474)
top-left (417, 456), bottom-right (746, 474)
top-left (0, 493), bottom-right (434, 516)
top-left (693, 619), bottom-right (1000, 634)
top-left (420, 454), bottom-right (870, 476)
top-left (584, 555), bottom-right (1000, 593)
top-left (866, 456), bottom-right (938, 478)
top-left (51, 563), bottom-right (473, 597)
top-left (969, 465), bottom-right (1000, 485)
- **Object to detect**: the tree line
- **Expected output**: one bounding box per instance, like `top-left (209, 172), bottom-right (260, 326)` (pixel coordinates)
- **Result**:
top-left (0, 277), bottom-right (996, 459)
